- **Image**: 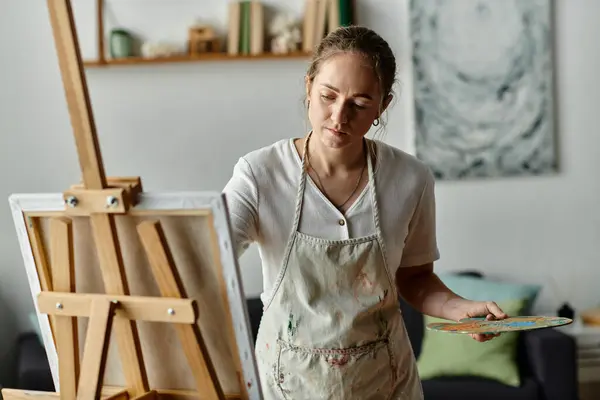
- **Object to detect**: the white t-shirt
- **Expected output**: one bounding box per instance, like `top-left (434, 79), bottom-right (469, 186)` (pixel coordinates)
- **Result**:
top-left (223, 138), bottom-right (440, 304)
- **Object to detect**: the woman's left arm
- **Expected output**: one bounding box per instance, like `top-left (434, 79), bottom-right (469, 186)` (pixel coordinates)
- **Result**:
top-left (395, 264), bottom-right (507, 342)
top-left (395, 168), bottom-right (506, 342)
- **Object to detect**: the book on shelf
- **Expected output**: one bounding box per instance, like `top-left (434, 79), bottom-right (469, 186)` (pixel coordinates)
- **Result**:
top-left (227, 0), bottom-right (355, 57)
top-left (228, 1), bottom-right (264, 56)
top-left (303, 0), bottom-right (355, 53)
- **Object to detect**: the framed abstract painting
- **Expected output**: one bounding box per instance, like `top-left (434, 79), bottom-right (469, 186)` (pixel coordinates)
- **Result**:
top-left (408, 0), bottom-right (557, 180)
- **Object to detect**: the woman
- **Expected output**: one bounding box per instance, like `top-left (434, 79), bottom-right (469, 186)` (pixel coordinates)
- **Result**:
top-left (223, 26), bottom-right (506, 400)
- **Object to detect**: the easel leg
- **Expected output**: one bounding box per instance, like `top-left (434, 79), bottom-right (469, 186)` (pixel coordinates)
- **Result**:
top-left (89, 213), bottom-right (150, 394)
top-left (50, 218), bottom-right (80, 400)
top-left (137, 220), bottom-right (226, 400)
top-left (76, 299), bottom-right (117, 400)
top-left (46, 0), bottom-right (107, 187)
top-left (46, 0), bottom-right (149, 394)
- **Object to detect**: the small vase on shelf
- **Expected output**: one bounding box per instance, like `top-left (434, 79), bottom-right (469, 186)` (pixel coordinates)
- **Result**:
top-left (110, 28), bottom-right (134, 59)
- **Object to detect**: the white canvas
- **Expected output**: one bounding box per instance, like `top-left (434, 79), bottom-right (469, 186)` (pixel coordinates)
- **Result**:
top-left (8, 191), bottom-right (263, 399)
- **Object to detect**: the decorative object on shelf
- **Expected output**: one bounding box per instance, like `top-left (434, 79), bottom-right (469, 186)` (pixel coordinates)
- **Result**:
top-left (427, 316), bottom-right (573, 334)
top-left (109, 28), bottom-right (134, 59)
top-left (188, 24), bottom-right (221, 55)
top-left (581, 307), bottom-right (600, 326)
top-left (140, 41), bottom-right (182, 59)
top-left (269, 13), bottom-right (302, 55)
top-left (409, 0), bottom-right (557, 180)
top-left (557, 302), bottom-right (576, 319)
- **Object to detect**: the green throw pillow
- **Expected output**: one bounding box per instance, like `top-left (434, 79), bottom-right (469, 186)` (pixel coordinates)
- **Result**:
top-left (417, 298), bottom-right (527, 387)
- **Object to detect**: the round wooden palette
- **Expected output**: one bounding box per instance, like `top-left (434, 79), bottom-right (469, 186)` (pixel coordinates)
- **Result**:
top-left (426, 316), bottom-right (573, 334)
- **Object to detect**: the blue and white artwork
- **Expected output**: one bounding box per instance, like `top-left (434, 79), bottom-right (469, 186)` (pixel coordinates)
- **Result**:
top-left (409, 0), bottom-right (557, 180)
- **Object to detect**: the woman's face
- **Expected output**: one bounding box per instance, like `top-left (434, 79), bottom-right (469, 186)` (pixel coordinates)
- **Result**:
top-left (306, 52), bottom-right (391, 150)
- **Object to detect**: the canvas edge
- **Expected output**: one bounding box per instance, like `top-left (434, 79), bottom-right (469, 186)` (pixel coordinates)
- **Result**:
top-left (8, 193), bottom-right (61, 391)
top-left (8, 191), bottom-right (263, 399)
top-left (210, 193), bottom-right (264, 400)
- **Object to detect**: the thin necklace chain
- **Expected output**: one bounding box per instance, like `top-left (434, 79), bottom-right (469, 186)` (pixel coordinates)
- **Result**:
top-left (305, 137), bottom-right (366, 210)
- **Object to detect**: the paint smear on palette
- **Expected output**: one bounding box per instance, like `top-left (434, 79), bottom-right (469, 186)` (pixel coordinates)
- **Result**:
top-left (427, 316), bottom-right (573, 334)
top-left (497, 321), bottom-right (536, 327)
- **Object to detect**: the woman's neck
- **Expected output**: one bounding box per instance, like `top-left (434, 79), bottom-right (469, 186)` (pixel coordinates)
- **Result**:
top-left (307, 133), bottom-right (366, 176)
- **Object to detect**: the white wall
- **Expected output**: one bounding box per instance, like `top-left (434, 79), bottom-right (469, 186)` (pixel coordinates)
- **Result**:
top-left (1, 0), bottom-right (599, 384)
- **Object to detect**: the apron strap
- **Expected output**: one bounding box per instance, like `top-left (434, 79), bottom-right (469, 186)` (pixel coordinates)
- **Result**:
top-left (366, 141), bottom-right (394, 298)
top-left (289, 133), bottom-right (311, 233)
top-left (366, 140), bottom-right (382, 237)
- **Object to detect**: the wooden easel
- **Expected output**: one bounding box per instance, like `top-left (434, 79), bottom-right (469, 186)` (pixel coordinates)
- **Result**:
top-left (1, 0), bottom-right (253, 399)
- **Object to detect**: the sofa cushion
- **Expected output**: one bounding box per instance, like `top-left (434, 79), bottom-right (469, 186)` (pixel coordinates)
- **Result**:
top-left (422, 376), bottom-right (540, 400)
top-left (417, 298), bottom-right (527, 387)
top-left (437, 273), bottom-right (542, 314)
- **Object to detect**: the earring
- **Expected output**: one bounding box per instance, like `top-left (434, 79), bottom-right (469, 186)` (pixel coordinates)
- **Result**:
top-left (373, 118), bottom-right (380, 126)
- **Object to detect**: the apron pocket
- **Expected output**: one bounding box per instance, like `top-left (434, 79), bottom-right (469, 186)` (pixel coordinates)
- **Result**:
top-left (275, 338), bottom-right (396, 400)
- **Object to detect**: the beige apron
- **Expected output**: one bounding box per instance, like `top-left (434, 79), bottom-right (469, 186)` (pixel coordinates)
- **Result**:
top-left (255, 135), bottom-right (423, 400)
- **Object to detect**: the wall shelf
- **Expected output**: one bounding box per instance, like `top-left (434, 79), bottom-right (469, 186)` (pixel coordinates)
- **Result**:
top-left (83, 51), bottom-right (312, 68)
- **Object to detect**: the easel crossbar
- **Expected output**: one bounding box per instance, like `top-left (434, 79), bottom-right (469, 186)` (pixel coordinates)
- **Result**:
top-left (38, 292), bottom-right (198, 324)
